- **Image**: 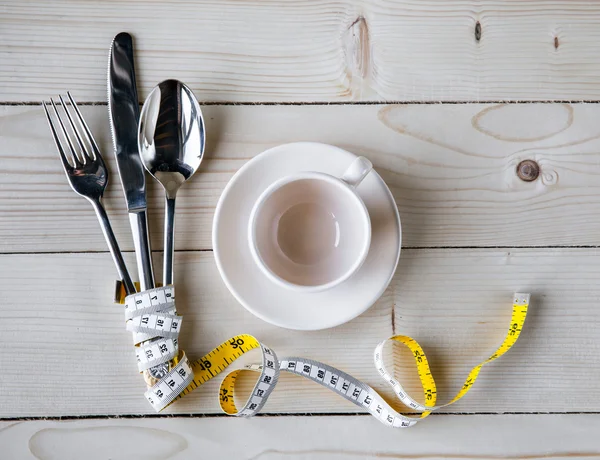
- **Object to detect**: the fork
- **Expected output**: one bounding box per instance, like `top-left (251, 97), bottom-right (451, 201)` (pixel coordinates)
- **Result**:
top-left (43, 92), bottom-right (135, 295)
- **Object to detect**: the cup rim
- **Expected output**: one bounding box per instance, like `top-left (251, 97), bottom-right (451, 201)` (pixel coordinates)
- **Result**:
top-left (248, 171), bottom-right (372, 293)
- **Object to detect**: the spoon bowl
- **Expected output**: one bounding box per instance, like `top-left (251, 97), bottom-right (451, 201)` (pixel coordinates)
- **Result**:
top-left (139, 79), bottom-right (205, 198)
top-left (138, 79), bottom-right (205, 285)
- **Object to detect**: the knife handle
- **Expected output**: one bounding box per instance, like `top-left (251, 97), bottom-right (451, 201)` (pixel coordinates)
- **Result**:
top-left (129, 211), bottom-right (155, 291)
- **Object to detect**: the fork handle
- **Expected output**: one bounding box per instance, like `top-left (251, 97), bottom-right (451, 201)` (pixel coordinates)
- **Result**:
top-left (91, 199), bottom-right (136, 295)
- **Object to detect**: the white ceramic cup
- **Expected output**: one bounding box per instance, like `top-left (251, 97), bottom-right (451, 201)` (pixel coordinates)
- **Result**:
top-left (248, 156), bottom-right (373, 292)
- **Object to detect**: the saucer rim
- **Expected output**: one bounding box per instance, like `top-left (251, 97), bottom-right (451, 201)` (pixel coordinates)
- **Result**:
top-left (212, 141), bottom-right (401, 330)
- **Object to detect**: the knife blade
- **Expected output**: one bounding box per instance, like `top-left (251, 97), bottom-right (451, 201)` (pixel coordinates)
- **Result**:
top-left (108, 32), bottom-right (155, 291)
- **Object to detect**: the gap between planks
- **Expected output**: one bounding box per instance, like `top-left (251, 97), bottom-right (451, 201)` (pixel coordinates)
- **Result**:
top-left (5, 246), bottom-right (600, 256)
top-left (4, 101), bottom-right (600, 106)
top-left (4, 411), bottom-right (600, 422)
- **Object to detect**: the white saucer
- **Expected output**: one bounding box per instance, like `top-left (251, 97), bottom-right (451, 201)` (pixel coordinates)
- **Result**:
top-left (212, 142), bottom-right (401, 330)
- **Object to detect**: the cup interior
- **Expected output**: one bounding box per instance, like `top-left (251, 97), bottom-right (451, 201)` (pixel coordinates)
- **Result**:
top-left (250, 173), bottom-right (370, 290)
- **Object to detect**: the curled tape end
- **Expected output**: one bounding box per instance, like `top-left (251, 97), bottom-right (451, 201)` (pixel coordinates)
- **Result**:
top-left (513, 292), bottom-right (531, 305)
top-left (114, 280), bottom-right (141, 304)
top-left (114, 280), bottom-right (131, 304)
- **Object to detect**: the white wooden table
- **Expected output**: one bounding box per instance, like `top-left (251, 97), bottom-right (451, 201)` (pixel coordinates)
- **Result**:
top-left (2, 1), bottom-right (600, 458)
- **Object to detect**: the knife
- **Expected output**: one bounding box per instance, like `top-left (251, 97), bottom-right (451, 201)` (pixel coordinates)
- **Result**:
top-left (108, 32), bottom-right (155, 291)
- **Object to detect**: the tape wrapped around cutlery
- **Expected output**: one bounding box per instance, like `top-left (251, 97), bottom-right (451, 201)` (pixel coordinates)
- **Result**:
top-left (123, 287), bottom-right (530, 426)
top-left (124, 286), bottom-right (193, 410)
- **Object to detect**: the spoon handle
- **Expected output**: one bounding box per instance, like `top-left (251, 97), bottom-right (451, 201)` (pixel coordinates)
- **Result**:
top-left (164, 196), bottom-right (176, 286)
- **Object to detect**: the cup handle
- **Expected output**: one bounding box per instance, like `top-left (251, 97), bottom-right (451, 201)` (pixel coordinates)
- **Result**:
top-left (341, 156), bottom-right (373, 188)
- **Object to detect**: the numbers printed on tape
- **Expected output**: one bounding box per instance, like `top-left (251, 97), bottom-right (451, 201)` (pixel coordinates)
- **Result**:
top-left (125, 286), bottom-right (175, 320)
top-left (126, 312), bottom-right (183, 338)
top-left (136, 338), bottom-right (179, 372)
top-left (124, 289), bottom-right (529, 427)
top-left (145, 353), bottom-right (194, 411)
top-left (124, 286), bottom-right (186, 407)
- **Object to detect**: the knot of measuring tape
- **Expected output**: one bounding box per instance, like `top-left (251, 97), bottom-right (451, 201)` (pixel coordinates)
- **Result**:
top-left (124, 286), bottom-right (194, 412)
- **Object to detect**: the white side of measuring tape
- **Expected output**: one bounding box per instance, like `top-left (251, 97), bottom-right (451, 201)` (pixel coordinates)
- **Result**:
top-left (123, 287), bottom-right (530, 426)
top-left (279, 358), bottom-right (416, 427)
top-left (125, 286), bottom-right (193, 411)
top-left (226, 344), bottom-right (280, 417)
top-left (144, 353), bottom-right (194, 411)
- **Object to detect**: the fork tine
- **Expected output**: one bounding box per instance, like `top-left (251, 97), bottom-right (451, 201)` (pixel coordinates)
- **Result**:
top-left (50, 98), bottom-right (82, 166)
top-left (67, 92), bottom-right (102, 162)
top-left (58, 94), bottom-right (92, 163)
top-left (43, 102), bottom-right (72, 170)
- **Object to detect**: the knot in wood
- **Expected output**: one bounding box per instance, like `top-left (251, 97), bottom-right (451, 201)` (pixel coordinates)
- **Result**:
top-left (516, 160), bottom-right (540, 182)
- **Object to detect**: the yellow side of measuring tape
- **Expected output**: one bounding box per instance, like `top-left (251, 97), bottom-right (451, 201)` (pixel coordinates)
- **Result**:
top-left (122, 288), bottom-right (529, 428)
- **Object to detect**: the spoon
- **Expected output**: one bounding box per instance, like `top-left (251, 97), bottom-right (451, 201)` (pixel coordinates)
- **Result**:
top-left (138, 79), bottom-right (205, 286)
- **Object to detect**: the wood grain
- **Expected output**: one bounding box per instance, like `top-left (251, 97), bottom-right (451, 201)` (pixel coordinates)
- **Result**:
top-left (4, 103), bottom-right (600, 252)
top-left (4, 1), bottom-right (600, 102)
top-left (3, 415), bottom-right (600, 459)
top-left (391, 249), bottom-right (600, 409)
top-left (1, 249), bottom-right (598, 417)
top-left (4, 0), bottom-right (600, 451)
top-left (0, 251), bottom-right (393, 417)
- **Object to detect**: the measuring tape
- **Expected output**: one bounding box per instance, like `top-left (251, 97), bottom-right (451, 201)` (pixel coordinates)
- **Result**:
top-left (123, 287), bottom-right (530, 427)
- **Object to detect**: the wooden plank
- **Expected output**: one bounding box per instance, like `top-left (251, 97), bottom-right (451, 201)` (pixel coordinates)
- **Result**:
top-left (4, 103), bottom-right (600, 252)
top-left (1, 249), bottom-right (599, 417)
top-left (0, 251), bottom-right (393, 417)
top-left (391, 249), bottom-right (600, 411)
top-left (3, 415), bottom-right (600, 459)
top-left (4, 1), bottom-right (600, 102)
